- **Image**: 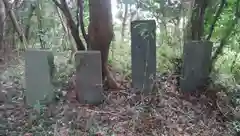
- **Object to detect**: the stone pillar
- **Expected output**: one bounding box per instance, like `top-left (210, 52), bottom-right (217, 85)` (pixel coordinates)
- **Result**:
top-left (25, 49), bottom-right (55, 106)
top-left (75, 51), bottom-right (104, 105)
top-left (180, 41), bottom-right (213, 92)
top-left (131, 20), bottom-right (156, 93)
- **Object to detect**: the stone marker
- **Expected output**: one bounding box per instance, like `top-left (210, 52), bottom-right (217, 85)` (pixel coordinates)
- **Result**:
top-left (180, 41), bottom-right (213, 92)
top-left (25, 49), bottom-right (55, 106)
top-left (131, 20), bottom-right (156, 93)
top-left (75, 51), bottom-right (104, 105)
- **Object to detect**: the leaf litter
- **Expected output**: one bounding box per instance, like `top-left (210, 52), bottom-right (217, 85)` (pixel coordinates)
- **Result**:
top-left (0, 54), bottom-right (234, 136)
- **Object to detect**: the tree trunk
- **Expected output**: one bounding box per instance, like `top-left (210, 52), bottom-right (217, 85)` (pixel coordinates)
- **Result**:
top-left (186, 0), bottom-right (208, 41)
top-left (0, 0), bottom-right (5, 50)
top-left (88, 0), bottom-right (118, 89)
top-left (25, 4), bottom-right (36, 41)
top-left (121, 3), bottom-right (128, 40)
top-left (36, 0), bottom-right (45, 49)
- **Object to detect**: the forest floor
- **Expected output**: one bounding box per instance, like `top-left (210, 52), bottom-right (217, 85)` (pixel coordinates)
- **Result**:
top-left (0, 51), bottom-right (234, 136)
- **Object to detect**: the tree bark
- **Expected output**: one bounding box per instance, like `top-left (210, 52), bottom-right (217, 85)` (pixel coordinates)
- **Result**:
top-left (88, 0), bottom-right (118, 89)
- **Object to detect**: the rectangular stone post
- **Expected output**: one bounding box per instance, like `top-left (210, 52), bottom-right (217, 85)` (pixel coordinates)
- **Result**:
top-left (25, 49), bottom-right (55, 106)
top-left (180, 41), bottom-right (213, 92)
top-left (131, 20), bottom-right (156, 93)
top-left (75, 51), bottom-right (104, 105)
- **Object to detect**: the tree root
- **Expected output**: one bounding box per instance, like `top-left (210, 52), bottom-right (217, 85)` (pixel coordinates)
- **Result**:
top-left (104, 64), bottom-right (120, 90)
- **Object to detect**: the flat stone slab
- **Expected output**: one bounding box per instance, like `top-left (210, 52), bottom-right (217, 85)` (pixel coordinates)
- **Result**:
top-left (131, 20), bottom-right (156, 93)
top-left (180, 41), bottom-right (213, 92)
top-left (25, 49), bottom-right (55, 106)
top-left (75, 51), bottom-right (104, 105)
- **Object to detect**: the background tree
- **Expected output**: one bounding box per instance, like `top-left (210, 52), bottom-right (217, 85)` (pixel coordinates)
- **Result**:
top-left (0, 0), bottom-right (5, 50)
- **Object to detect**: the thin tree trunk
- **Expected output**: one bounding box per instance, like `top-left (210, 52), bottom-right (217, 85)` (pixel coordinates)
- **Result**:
top-left (206, 0), bottom-right (226, 40)
top-left (25, 4), bottom-right (36, 41)
top-left (55, 5), bottom-right (77, 63)
top-left (0, 0), bottom-right (5, 50)
top-left (3, 0), bottom-right (27, 50)
top-left (52, 0), bottom-right (86, 50)
top-left (78, 0), bottom-right (89, 48)
top-left (36, 0), bottom-right (45, 49)
top-left (121, 3), bottom-right (128, 40)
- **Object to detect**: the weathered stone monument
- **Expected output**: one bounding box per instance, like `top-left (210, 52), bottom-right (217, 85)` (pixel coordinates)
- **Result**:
top-left (75, 51), bottom-right (104, 105)
top-left (180, 41), bottom-right (213, 92)
top-left (131, 20), bottom-right (156, 93)
top-left (25, 49), bottom-right (55, 106)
